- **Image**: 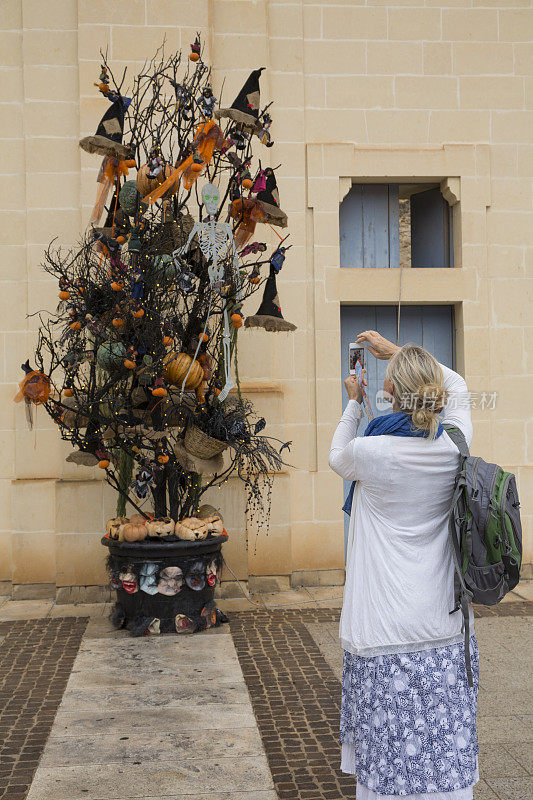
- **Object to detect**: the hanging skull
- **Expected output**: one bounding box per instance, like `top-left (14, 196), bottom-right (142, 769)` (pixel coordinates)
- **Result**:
top-left (157, 566), bottom-right (184, 596)
top-left (185, 560), bottom-right (206, 591)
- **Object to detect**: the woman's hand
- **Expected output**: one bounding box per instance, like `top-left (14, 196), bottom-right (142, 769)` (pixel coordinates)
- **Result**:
top-left (344, 371), bottom-right (366, 403)
top-left (356, 330), bottom-right (400, 360)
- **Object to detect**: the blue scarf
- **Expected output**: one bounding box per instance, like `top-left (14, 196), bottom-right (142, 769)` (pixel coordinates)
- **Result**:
top-left (342, 411), bottom-right (444, 516)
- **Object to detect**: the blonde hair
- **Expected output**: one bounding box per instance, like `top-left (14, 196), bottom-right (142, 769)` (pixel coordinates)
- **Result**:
top-left (385, 344), bottom-right (447, 439)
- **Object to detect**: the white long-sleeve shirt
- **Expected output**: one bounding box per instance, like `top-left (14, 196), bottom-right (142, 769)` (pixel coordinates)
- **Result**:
top-left (329, 363), bottom-right (474, 657)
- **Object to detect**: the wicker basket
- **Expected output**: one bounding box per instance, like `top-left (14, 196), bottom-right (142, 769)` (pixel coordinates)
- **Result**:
top-left (184, 422), bottom-right (228, 460)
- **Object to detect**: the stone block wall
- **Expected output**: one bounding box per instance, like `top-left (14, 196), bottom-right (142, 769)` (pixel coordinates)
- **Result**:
top-left (1, 1), bottom-right (532, 596)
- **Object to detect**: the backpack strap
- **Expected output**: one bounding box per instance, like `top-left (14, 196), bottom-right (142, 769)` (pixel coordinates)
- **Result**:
top-left (444, 424), bottom-right (475, 688)
top-left (443, 424), bottom-right (470, 458)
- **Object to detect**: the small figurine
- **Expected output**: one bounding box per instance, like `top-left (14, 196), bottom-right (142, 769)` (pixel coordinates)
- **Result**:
top-left (190, 37), bottom-right (201, 62)
top-left (130, 264), bottom-right (144, 301)
top-left (199, 85), bottom-right (217, 119)
top-left (128, 220), bottom-right (145, 254)
top-left (147, 145), bottom-right (165, 179)
top-left (270, 243), bottom-right (290, 275)
top-left (258, 112), bottom-right (274, 147)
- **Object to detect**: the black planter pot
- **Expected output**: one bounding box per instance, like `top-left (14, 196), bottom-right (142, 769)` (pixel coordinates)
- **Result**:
top-left (101, 534), bottom-right (228, 637)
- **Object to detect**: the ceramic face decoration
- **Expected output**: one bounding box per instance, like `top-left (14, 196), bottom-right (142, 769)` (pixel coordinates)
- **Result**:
top-left (157, 566), bottom-right (183, 596)
top-left (119, 567), bottom-right (138, 594)
top-left (175, 613), bottom-right (195, 634)
top-left (185, 560), bottom-right (206, 591)
top-left (139, 562), bottom-right (159, 595)
top-left (109, 569), bottom-right (122, 590)
top-left (206, 558), bottom-right (218, 587)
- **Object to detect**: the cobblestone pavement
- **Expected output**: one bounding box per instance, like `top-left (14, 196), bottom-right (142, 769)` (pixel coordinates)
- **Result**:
top-left (0, 591), bottom-right (531, 800)
top-left (0, 617), bottom-right (88, 800)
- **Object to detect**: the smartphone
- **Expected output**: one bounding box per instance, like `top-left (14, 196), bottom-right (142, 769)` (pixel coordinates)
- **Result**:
top-left (349, 342), bottom-right (365, 374)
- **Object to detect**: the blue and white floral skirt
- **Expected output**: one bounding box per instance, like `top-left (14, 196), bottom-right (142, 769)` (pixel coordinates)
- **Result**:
top-left (340, 636), bottom-right (479, 799)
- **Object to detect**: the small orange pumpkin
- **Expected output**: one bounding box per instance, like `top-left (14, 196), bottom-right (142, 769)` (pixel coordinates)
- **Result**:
top-left (59, 290), bottom-right (70, 301)
top-left (231, 313), bottom-right (243, 328)
top-left (63, 387), bottom-right (74, 398)
top-left (152, 386), bottom-right (167, 398)
top-left (202, 333), bottom-right (209, 342)
top-left (189, 52), bottom-right (200, 62)
top-left (190, 161), bottom-right (203, 173)
top-left (162, 336), bottom-right (173, 347)
top-left (98, 459), bottom-right (110, 469)
top-left (115, 235), bottom-right (126, 244)
top-left (70, 321), bottom-right (82, 331)
top-left (242, 178), bottom-right (253, 190)
top-left (132, 308), bottom-right (144, 318)
top-left (158, 454), bottom-right (170, 464)
top-left (124, 359), bottom-right (136, 370)
top-left (112, 318), bottom-right (124, 328)
top-left (111, 281), bottom-right (123, 291)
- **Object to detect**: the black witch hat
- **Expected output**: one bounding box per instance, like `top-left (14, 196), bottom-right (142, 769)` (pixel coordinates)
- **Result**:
top-left (244, 262), bottom-right (296, 332)
top-left (256, 168), bottom-right (287, 228)
top-left (215, 68), bottom-right (264, 132)
top-left (79, 96), bottom-right (131, 159)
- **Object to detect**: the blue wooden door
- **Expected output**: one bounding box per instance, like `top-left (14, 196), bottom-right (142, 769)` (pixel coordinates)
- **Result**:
top-left (340, 184), bottom-right (400, 268)
top-left (411, 187), bottom-right (454, 268)
top-left (338, 305), bottom-right (455, 552)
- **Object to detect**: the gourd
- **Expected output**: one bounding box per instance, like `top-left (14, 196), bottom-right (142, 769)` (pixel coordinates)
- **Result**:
top-left (121, 521), bottom-right (147, 542)
top-left (97, 342), bottom-right (127, 371)
top-left (163, 352), bottom-right (203, 389)
top-left (119, 180), bottom-right (141, 217)
top-left (136, 163), bottom-right (174, 199)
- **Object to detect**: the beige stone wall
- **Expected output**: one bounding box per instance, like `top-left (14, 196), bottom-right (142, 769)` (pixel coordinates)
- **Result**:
top-left (1, 1), bottom-right (532, 595)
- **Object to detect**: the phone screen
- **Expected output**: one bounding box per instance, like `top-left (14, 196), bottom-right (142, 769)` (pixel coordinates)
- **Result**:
top-left (349, 343), bottom-right (365, 374)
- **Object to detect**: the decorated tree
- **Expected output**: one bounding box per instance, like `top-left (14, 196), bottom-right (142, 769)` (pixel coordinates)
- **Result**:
top-left (15, 42), bottom-right (296, 635)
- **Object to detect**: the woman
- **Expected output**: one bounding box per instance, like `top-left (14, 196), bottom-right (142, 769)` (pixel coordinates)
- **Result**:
top-left (329, 330), bottom-right (478, 800)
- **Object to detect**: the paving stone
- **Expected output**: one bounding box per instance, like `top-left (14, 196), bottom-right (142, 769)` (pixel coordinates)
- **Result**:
top-left (58, 680), bottom-right (250, 710)
top-left (474, 779), bottom-right (500, 799)
top-left (40, 727), bottom-right (265, 768)
top-left (50, 705), bottom-right (258, 739)
top-left (26, 756), bottom-right (274, 799)
top-left (478, 747), bottom-right (528, 777)
top-left (50, 603), bottom-right (107, 618)
top-left (0, 600), bottom-right (53, 621)
top-left (66, 661), bottom-right (245, 688)
top-left (485, 777), bottom-right (533, 800)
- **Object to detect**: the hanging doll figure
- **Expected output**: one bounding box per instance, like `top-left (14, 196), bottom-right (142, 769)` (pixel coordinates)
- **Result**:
top-left (147, 145), bottom-right (165, 180)
top-left (258, 112), bottom-right (274, 147)
top-left (199, 85), bottom-right (217, 120)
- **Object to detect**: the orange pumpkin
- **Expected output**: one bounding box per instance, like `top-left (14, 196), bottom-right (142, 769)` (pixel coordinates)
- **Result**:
top-left (98, 459), bottom-right (110, 469)
top-left (231, 313), bottom-right (243, 328)
top-left (189, 52), bottom-right (200, 62)
top-left (70, 321), bottom-right (82, 331)
top-left (202, 333), bottom-right (209, 342)
top-left (59, 290), bottom-right (70, 301)
top-left (136, 163), bottom-right (175, 200)
top-left (116, 235), bottom-right (126, 244)
top-left (242, 178), bottom-right (253, 190)
top-left (152, 386), bottom-right (167, 398)
top-left (163, 352), bottom-right (203, 389)
top-left (162, 336), bottom-right (173, 347)
top-left (112, 318), bottom-right (124, 328)
top-left (63, 387), bottom-right (74, 398)
top-left (111, 281), bottom-right (124, 291)
top-left (131, 308), bottom-right (144, 318)
top-left (158, 454), bottom-right (170, 464)
top-left (190, 161), bottom-right (203, 173)
top-left (124, 359), bottom-right (136, 370)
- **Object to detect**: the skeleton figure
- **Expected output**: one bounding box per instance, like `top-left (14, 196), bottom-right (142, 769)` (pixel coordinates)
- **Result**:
top-left (173, 183), bottom-right (242, 401)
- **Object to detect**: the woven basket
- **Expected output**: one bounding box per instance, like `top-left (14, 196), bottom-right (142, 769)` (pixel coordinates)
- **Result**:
top-left (184, 422), bottom-right (228, 460)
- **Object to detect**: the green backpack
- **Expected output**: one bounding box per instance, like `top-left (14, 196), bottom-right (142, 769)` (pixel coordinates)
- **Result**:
top-left (444, 425), bottom-right (523, 686)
